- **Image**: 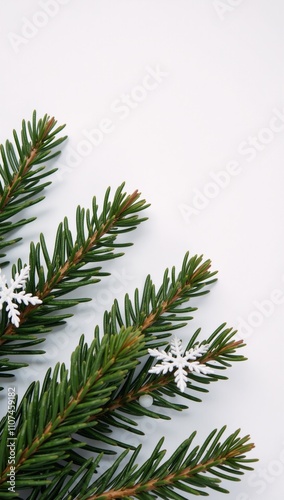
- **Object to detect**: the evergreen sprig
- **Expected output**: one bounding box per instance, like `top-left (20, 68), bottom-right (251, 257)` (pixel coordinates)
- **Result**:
top-left (0, 323), bottom-right (255, 498)
top-left (0, 266), bottom-right (252, 495)
top-left (18, 427), bottom-right (255, 500)
top-left (0, 111), bottom-right (67, 266)
top-left (75, 259), bottom-right (245, 448)
top-left (92, 324), bottom-right (246, 442)
top-left (0, 112), bottom-right (257, 499)
top-left (0, 326), bottom-right (145, 494)
top-left (79, 427), bottom-right (255, 500)
top-left (103, 252), bottom-right (217, 347)
top-left (0, 184), bottom-right (148, 380)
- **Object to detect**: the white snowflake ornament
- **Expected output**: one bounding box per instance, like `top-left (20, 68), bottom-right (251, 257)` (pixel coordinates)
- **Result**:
top-left (0, 265), bottom-right (42, 327)
top-left (148, 336), bottom-right (214, 392)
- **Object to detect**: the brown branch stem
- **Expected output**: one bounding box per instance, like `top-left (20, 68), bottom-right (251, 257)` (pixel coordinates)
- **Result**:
top-left (86, 441), bottom-right (255, 500)
top-left (140, 261), bottom-right (212, 332)
top-left (0, 118), bottom-right (55, 213)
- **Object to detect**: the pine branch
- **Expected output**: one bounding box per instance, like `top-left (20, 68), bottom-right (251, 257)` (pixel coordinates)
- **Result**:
top-left (81, 324), bottom-right (246, 450)
top-left (0, 184), bottom-right (148, 379)
top-left (56, 258), bottom-right (242, 452)
top-left (0, 323), bottom-right (240, 493)
top-left (103, 251), bottom-right (217, 347)
top-left (0, 326), bottom-right (145, 493)
top-left (25, 427), bottom-right (256, 500)
top-left (0, 112), bottom-right (257, 499)
top-left (83, 428), bottom-right (255, 500)
top-left (0, 267), bottom-right (246, 488)
top-left (0, 111), bottom-right (67, 265)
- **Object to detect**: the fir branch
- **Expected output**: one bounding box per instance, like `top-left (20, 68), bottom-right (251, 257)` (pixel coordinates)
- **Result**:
top-left (26, 427), bottom-right (256, 500)
top-left (82, 428), bottom-right (255, 500)
top-left (0, 113), bottom-right (257, 499)
top-left (0, 326), bottom-right (145, 493)
top-left (0, 253), bottom-right (245, 475)
top-left (0, 184), bottom-right (148, 378)
top-left (69, 259), bottom-right (242, 450)
top-left (103, 251), bottom-right (217, 347)
top-left (0, 111), bottom-right (66, 265)
top-left (83, 325), bottom-right (246, 447)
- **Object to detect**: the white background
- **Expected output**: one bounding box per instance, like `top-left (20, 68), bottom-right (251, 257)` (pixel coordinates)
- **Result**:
top-left (1, 1), bottom-right (284, 499)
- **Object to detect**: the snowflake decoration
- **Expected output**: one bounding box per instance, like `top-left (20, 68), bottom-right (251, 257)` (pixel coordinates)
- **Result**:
top-left (0, 265), bottom-right (42, 327)
top-left (148, 336), bottom-right (214, 392)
